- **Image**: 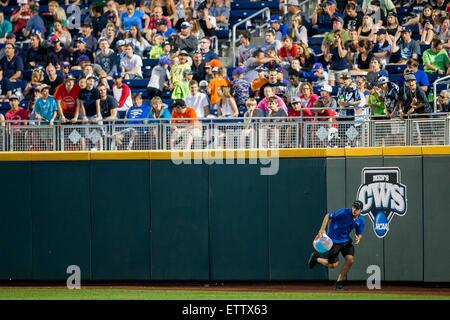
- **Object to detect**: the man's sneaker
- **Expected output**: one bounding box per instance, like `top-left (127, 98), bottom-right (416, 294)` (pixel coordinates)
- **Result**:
top-left (308, 252), bottom-right (319, 269)
top-left (335, 281), bottom-right (349, 291)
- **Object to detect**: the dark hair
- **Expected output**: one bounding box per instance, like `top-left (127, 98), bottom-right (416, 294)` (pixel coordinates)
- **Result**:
top-left (432, 38), bottom-right (443, 48)
top-left (189, 80), bottom-right (198, 87)
top-left (352, 200), bottom-right (364, 210)
top-left (240, 30), bottom-right (251, 41)
top-left (407, 58), bottom-right (419, 68)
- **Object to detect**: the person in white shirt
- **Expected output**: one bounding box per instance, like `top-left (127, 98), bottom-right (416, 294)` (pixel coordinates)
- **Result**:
top-left (112, 72), bottom-right (133, 118)
top-left (184, 80), bottom-right (210, 118)
top-left (120, 43), bottom-right (143, 79)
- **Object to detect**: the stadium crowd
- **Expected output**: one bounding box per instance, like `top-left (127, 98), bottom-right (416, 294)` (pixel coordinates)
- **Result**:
top-left (0, 0), bottom-right (449, 131)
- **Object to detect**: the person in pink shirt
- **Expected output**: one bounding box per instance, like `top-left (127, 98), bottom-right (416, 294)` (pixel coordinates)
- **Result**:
top-left (257, 86), bottom-right (288, 115)
top-left (299, 82), bottom-right (319, 109)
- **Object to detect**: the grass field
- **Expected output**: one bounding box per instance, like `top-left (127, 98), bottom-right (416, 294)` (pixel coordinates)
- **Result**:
top-left (0, 288), bottom-right (449, 300)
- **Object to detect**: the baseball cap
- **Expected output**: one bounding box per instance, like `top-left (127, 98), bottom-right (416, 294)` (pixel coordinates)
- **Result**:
top-left (320, 84), bottom-right (333, 93)
top-left (8, 94), bottom-right (19, 100)
top-left (401, 26), bottom-right (413, 33)
top-left (76, 55), bottom-right (90, 64)
top-left (157, 19), bottom-right (168, 26)
top-left (183, 69), bottom-right (194, 76)
top-left (340, 72), bottom-right (351, 80)
top-left (291, 96), bottom-right (301, 104)
top-left (159, 56), bottom-right (171, 66)
top-left (6, 33), bottom-right (16, 39)
top-left (352, 200), bottom-right (363, 210)
top-left (205, 59), bottom-right (222, 69)
top-left (86, 75), bottom-right (98, 81)
top-left (377, 76), bottom-right (390, 85)
top-left (332, 15), bottom-right (344, 24)
top-left (256, 65), bottom-right (269, 72)
top-left (326, 0), bottom-right (337, 5)
top-left (112, 71), bottom-right (123, 79)
top-left (376, 28), bottom-right (387, 35)
top-left (98, 36), bottom-right (108, 43)
top-left (162, 41), bottom-right (171, 46)
top-left (49, 34), bottom-right (60, 43)
top-left (30, 4), bottom-right (39, 12)
top-left (269, 16), bottom-right (281, 24)
top-left (287, 0), bottom-right (300, 6)
top-left (60, 61), bottom-right (70, 68)
top-left (76, 37), bottom-right (87, 45)
top-left (313, 62), bottom-right (323, 71)
top-left (173, 99), bottom-right (186, 108)
top-left (404, 73), bottom-right (416, 81)
top-left (37, 84), bottom-right (51, 91)
top-left (212, 66), bottom-right (220, 72)
top-left (232, 67), bottom-right (246, 76)
top-left (116, 40), bottom-right (126, 47)
top-left (179, 50), bottom-right (190, 56)
top-left (199, 80), bottom-right (208, 87)
top-left (181, 22), bottom-right (192, 29)
top-left (64, 74), bottom-right (76, 82)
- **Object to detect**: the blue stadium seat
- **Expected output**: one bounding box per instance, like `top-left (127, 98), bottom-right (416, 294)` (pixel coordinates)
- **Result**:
top-left (388, 73), bottom-right (402, 83)
top-left (420, 44), bottom-right (431, 53)
top-left (396, 7), bottom-right (409, 15)
top-left (309, 37), bottom-right (325, 46)
top-left (229, 9), bottom-right (261, 19)
top-left (10, 80), bottom-right (27, 90)
top-left (142, 59), bottom-right (159, 67)
top-left (163, 99), bottom-right (174, 107)
top-left (231, 1), bottom-right (280, 10)
top-left (125, 79), bottom-right (148, 89)
top-left (428, 73), bottom-right (440, 84)
top-left (385, 64), bottom-right (406, 74)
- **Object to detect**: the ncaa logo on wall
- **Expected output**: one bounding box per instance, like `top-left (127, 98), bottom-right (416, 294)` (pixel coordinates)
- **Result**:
top-left (356, 167), bottom-right (407, 238)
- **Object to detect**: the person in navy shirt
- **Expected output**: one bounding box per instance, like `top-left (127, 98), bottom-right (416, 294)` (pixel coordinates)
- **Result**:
top-left (309, 200), bottom-right (365, 290)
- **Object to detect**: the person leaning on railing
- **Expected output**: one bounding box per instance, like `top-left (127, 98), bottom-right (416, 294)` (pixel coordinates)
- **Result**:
top-left (31, 85), bottom-right (58, 126)
top-left (170, 99), bottom-right (202, 150)
top-left (437, 90), bottom-right (450, 113)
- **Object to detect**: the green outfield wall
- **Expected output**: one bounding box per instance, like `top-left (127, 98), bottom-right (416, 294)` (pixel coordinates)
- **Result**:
top-left (0, 148), bottom-right (449, 282)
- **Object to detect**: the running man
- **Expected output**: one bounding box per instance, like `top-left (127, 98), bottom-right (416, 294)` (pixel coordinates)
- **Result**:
top-left (308, 200), bottom-right (365, 290)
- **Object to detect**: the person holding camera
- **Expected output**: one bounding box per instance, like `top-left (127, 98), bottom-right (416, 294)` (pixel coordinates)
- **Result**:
top-left (311, 0), bottom-right (341, 32)
top-left (323, 26), bottom-right (349, 86)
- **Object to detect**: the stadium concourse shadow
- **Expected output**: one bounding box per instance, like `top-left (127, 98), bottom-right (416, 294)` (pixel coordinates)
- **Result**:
top-left (0, 147), bottom-right (449, 282)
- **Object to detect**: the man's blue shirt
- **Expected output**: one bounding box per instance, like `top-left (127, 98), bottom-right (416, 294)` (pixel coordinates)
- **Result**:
top-left (327, 208), bottom-right (365, 244)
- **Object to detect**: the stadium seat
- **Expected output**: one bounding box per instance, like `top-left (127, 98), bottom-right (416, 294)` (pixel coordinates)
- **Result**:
top-left (428, 73), bottom-right (440, 84)
top-left (10, 80), bottom-right (27, 90)
top-left (385, 64), bottom-right (406, 74)
top-left (142, 59), bottom-right (159, 68)
top-left (309, 37), bottom-right (325, 46)
top-left (388, 73), bottom-right (402, 83)
top-left (125, 79), bottom-right (148, 89)
top-left (231, 1), bottom-right (280, 10)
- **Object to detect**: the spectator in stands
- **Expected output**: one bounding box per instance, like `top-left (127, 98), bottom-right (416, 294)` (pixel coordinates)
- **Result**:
top-left (322, 16), bottom-right (349, 50)
top-left (261, 29), bottom-right (282, 52)
top-left (355, 76), bottom-right (369, 121)
top-left (312, 63), bottom-right (329, 87)
top-left (377, 76), bottom-right (400, 119)
top-left (172, 22), bottom-right (198, 53)
top-left (358, 14), bottom-right (376, 42)
top-left (344, 1), bottom-right (363, 31)
top-left (278, 36), bottom-right (299, 63)
top-left (76, 24), bottom-right (99, 54)
top-left (147, 55), bottom-right (170, 99)
top-left (311, 0), bottom-right (341, 32)
top-left (22, 4), bottom-right (45, 38)
top-left (43, 64), bottom-right (64, 96)
top-left (251, 65), bottom-right (269, 98)
top-left (170, 99), bottom-right (201, 150)
top-left (174, 6), bottom-right (195, 32)
top-left (120, 44), bottom-right (143, 79)
top-left (191, 50), bottom-right (206, 82)
top-left (154, 19), bottom-right (176, 41)
top-left (297, 42), bottom-right (315, 71)
top-left (0, 66), bottom-right (12, 102)
top-left (320, 84), bottom-right (338, 113)
top-left (324, 30), bottom-right (349, 86)
top-left (174, 0), bottom-right (193, 25)
top-left (125, 24), bottom-right (151, 56)
top-left (151, 0), bottom-right (176, 20)
top-left (116, 40), bottom-right (127, 58)
top-left (71, 38), bottom-right (94, 65)
top-left (197, 2), bottom-right (217, 38)
top-left (259, 68), bottom-right (288, 102)
top-left (170, 50), bottom-right (192, 88)
top-left (231, 67), bottom-right (250, 110)
top-left (84, 5), bottom-right (109, 38)
top-left (32, 85), bottom-right (57, 125)
top-left (102, 23), bottom-right (123, 49)
top-left (5, 93), bottom-right (28, 125)
top-left (418, 4), bottom-right (435, 45)
top-left (44, 1), bottom-right (68, 31)
top-left (290, 14), bottom-right (308, 46)
top-left (24, 67), bottom-right (44, 100)
top-left (237, 31), bottom-right (256, 67)
top-left (148, 96), bottom-right (171, 122)
top-left (147, 5), bottom-right (172, 34)
top-left (112, 72), bottom-right (132, 118)
top-left (336, 73), bottom-right (362, 119)
top-left (0, 44), bottom-right (24, 81)
top-left (299, 82), bottom-right (319, 109)
top-left (199, 37), bottom-right (218, 63)
top-left (185, 80), bottom-right (210, 118)
top-left (0, 11), bottom-right (12, 43)
top-left (125, 92), bottom-right (150, 124)
top-left (54, 75), bottom-right (81, 123)
top-left (209, 0), bottom-right (230, 31)
top-left (438, 18), bottom-right (450, 50)
top-left (282, 0), bottom-right (302, 30)
top-left (98, 83), bottom-right (118, 120)
top-left (79, 75), bottom-right (101, 122)
top-left (372, 28), bottom-right (391, 65)
top-left (366, 57), bottom-right (389, 88)
top-left (52, 20), bottom-right (72, 49)
top-left (95, 37), bottom-right (119, 79)
top-left (208, 66), bottom-right (230, 107)
top-left (354, 40), bottom-right (374, 71)
top-left (25, 34), bottom-right (47, 69)
top-left (172, 69), bottom-right (193, 100)
top-left (120, 0), bottom-right (150, 34)
top-left (148, 35), bottom-right (165, 59)
top-left (288, 96), bottom-right (314, 118)
top-left (48, 36), bottom-right (70, 68)
top-left (10, 0), bottom-right (32, 35)
top-left (217, 86), bottom-right (238, 117)
top-left (257, 86), bottom-right (288, 114)
top-left (400, 73), bottom-right (432, 116)
top-left (422, 38), bottom-right (450, 75)
top-left (392, 27), bottom-right (421, 63)
top-left (269, 16), bottom-right (289, 42)
top-left (287, 70), bottom-right (301, 102)
top-left (385, 12), bottom-right (400, 45)
top-left (437, 89), bottom-right (450, 112)
top-left (267, 95), bottom-right (288, 119)
top-left (0, 32), bottom-right (23, 60)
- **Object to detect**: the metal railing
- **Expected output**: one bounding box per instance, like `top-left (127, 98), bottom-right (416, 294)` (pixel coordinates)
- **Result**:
top-left (433, 75), bottom-right (450, 113)
top-left (231, 7), bottom-right (271, 67)
top-left (210, 35), bottom-right (219, 55)
top-left (1, 116), bottom-right (450, 151)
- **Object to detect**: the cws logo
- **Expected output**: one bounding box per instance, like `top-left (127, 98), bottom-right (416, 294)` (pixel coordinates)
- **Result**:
top-left (356, 167), bottom-right (407, 238)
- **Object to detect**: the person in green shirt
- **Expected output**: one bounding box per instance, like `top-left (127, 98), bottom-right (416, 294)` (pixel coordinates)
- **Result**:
top-left (0, 11), bottom-right (12, 41)
top-left (149, 35), bottom-right (165, 59)
top-left (172, 69), bottom-right (193, 100)
top-left (321, 16), bottom-right (350, 50)
top-left (367, 86), bottom-right (385, 117)
top-left (423, 38), bottom-right (450, 75)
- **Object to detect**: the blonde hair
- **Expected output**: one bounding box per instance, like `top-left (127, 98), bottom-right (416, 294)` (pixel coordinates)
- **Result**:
top-left (300, 82), bottom-right (313, 93)
top-left (245, 98), bottom-right (257, 107)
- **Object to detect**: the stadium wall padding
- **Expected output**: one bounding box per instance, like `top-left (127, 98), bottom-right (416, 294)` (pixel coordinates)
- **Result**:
top-left (0, 150), bottom-right (449, 282)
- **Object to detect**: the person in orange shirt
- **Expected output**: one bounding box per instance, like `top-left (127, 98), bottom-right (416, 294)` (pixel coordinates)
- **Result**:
top-left (251, 65), bottom-right (268, 99)
top-left (208, 67), bottom-right (231, 107)
top-left (170, 99), bottom-right (202, 149)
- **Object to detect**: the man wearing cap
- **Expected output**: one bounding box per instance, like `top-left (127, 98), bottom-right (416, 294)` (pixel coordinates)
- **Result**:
top-left (112, 72), bottom-right (132, 118)
top-left (184, 80), bottom-right (210, 118)
top-left (231, 67), bottom-right (250, 110)
top-left (422, 38), bottom-right (450, 75)
top-left (392, 27), bottom-right (421, 64)
top-left (399, 73), bottom-right (432, 118)
top-left (312, 63), bottom-right (329, 87)
top-left (288, 96), bottom-right (314, 118)
top-left (79, 75), bottom-right (101, 122)
top-left (147, 5), bottom-right (172, 33)
top-left (0, 33), bottom-right (23, 60)
top-left (5, 94), bottom-right (29, 126)
top-left (172, 21), bottom-right (198, 53)
top-left (320, 84), bottom-right (338, 113)
top-left (0, 65), bottom-right (12, 102)
top-left (209, 0), bottom-right (230, 30)
top-left (0, 44), bottom-right (24, 81)
top-left (269, 15), bottom-right (289, 42)
top-left (74, 23), bottom-right (98, 53)
top-left (10, 0), bottom-right (32, 35)
top-left (321, 15), bottom-right (350, 49)
top-left (372, 28), bottom-right (392, 65)
top-left (32, 84), bottom-right (57, 126)
top-left (48, 36), bottom-right (70, 67)
top-left (309, 200), bottom-right (365, 291)
top-left (0, 11), bottom-right (12, 43)
top-left (156, 19), bottom-right (176, 39)
top-left (336, 72), bottom-right (362, 120)
top-left (95, 37), bottom-right (119, 78)
top-left (399, 59), bottom-right (429, 92)
top-left (280, 0), bottom-right (302, 30)
top-left (25, 33), bottom-right (47, 69)
top-left (23, 3), bottom-right (45, 38)
top-left (312, 0), bottom-right (342, 31)
top-left (172, 69), bottom-right (193, 100)
top-left (54, 75), bottom-right (81, 123)
top-left (71, 37), bottom-right (94, 65)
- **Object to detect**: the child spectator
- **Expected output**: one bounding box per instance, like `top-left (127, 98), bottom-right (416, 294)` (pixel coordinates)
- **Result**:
top-left (172, 69), bottom-right (193, 100)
